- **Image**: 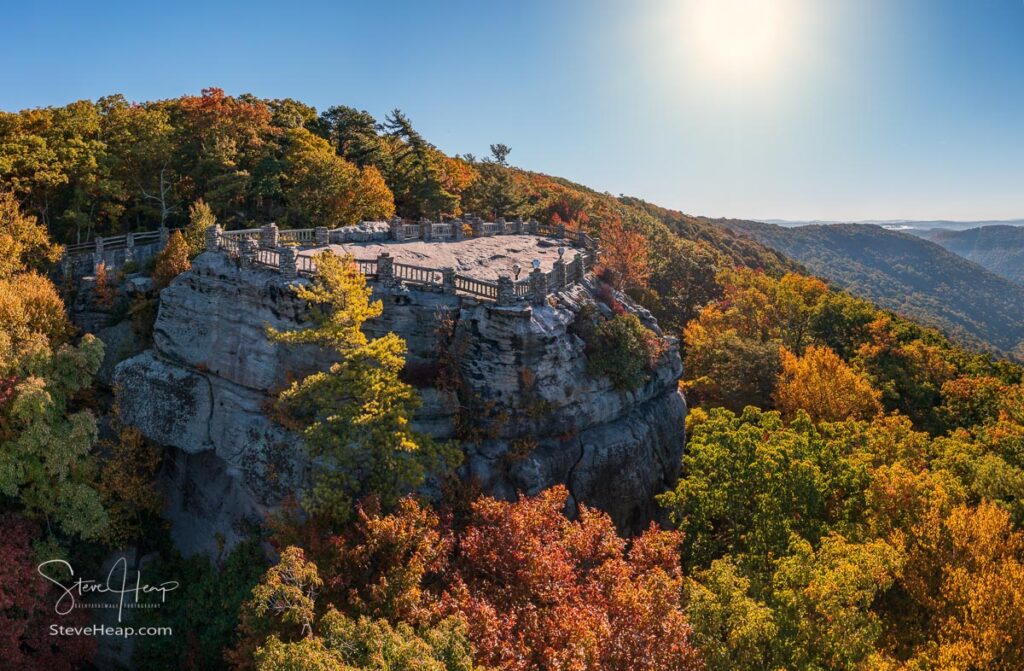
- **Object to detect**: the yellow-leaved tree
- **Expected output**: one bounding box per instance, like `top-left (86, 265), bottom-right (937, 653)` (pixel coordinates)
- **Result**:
top-left (774, 344), bottom-right (882, 422)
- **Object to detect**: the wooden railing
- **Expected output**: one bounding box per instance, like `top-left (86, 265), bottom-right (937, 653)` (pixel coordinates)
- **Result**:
top-left (394, 263), bottom-right (444, 288)
top-left (454, 275), bottom-right (499, 300)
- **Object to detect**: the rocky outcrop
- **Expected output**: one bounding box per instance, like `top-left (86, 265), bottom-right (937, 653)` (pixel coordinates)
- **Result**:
top-left (115, 251), bottom-right (686, 555)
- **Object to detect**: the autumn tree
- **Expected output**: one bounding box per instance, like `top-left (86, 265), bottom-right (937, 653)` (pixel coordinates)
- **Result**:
top-left (596, 216), bottom-right (651, 291)
top-left (268, 252), bottom-right (460, 526)
top-left (98, 425), bottom-right (163, 547)
top-left (0, 190), bottom-right (62, 278)
top-left (185, 198), bottom-right (217, 257)
top-left (0, 514), bottom-right (95, 670)
top-left (438, 487), bottom-right (701, 671)
top-left (238, 545), bottom-right (476, 671)
top-left (774, 345), bottom-right (882, 422)
top-left (153, 229), bottom-right (191, 289)
top-left (284, 128), bottom-right (394, 227)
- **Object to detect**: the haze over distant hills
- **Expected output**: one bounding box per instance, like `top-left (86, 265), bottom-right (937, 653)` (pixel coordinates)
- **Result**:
top-left (760, 218), bottom-right (1024, 232)
top-left (718, 220), bottom-right (1024, 357)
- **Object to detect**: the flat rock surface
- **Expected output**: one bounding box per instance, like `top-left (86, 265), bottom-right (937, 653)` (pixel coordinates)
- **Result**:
top-left (301, 234), bottom-right (579, 281)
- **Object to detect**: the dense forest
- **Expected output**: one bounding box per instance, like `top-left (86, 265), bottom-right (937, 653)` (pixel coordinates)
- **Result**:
top-left (720, 220), bottom-right (1024, 358)
top-left (916, 224), bottom-right (1024, 285)
top-left (3, 89), bottom-right (1024, 670)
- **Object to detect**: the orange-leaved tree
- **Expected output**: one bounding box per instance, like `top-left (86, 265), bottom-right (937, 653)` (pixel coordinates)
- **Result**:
top-left (152, 229), bottom-right (191, 289)
top-left (774, 344), bottom-right (882, 422)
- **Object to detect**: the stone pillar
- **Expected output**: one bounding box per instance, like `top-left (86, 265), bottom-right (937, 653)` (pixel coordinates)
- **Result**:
top-left (279, 246), bottom-right (297, 279)
top-left (124, 232), bottom-right (135, 264)
top-left (315, 226), bottom-right (329, 246)
top-left (93, 236), bottom-right (105, 274)
top-left (496, 217), bottom-right (507, 235)
top-left (528, 218), bottom-right (539, 235)
top-left (377, 252), bottom-right (394, 285)
top-left (571, 252), bottom-right (585, 283)
top-left (261, 222), bottom-right (279, 249)
top-left (553, 258), bottom-right (567, 290)
top-left (471, 216), bottom-right (484, 238)
top-left (159, 225), bottom-right (169, 249)
top-left (205, 224), bottom-right (221, 252)
top-left (529, 267), bottom-right (547, 306)
top-left (557, 223), bottom-right (566, 239)
top-left (442, 267), bottom-right (456, 294)
top-left (497, 275), bottom-right (515, 306)
top-left (239, 237), bottom-right (256, 266)
top-left (514, 216), bottom-right (524, 234)
top-left (421, 217), bottom-right (432, 242)
top-left (389, 216), bottom-right (404, 241)
top-left (454, 217), bottom-right (465, 241)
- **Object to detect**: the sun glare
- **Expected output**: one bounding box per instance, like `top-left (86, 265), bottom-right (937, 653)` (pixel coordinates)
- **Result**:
top-left (678, 0), bottom-right (803, 83)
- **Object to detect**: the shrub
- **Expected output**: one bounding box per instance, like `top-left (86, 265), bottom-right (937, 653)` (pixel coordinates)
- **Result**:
top-left (586, 312), bottom-right (666, 390)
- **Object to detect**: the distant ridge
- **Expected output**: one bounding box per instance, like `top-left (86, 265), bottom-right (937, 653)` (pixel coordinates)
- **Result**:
top-left (757, 218), bottom-right (1024, 232)
top-left (717, 220), bottom-right (1024, 356)
top-left (915, 225), bottom-right (1024, 285)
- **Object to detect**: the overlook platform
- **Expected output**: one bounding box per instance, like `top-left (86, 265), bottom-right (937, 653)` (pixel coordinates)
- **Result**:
top-left (212, 217), bottom-right (600, 305)
top-left (307, 234), bottom-right (570, 282)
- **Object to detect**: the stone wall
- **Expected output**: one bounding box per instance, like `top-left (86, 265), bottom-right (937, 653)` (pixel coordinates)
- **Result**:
top-left (114, 251), bottom-right (686, 555)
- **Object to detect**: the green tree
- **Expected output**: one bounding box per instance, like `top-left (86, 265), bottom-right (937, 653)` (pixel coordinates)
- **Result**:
top-left (284, 128), bottom-right (394, 227)
top-left (269, 252), bottom-right (460, 526)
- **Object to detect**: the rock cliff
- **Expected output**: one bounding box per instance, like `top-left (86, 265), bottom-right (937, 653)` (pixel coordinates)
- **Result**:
top-left (114, 251), bottom-right (687, 555)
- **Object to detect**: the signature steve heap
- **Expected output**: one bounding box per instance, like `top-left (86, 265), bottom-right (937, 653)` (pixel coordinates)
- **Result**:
top-left (38, 557), bottom-right (180, 622)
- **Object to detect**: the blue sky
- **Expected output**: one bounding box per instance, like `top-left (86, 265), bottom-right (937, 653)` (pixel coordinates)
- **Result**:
top-left (2, 0), bottom-right (1022, 221)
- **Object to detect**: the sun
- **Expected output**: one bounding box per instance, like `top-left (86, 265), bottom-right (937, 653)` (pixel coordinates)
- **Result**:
top-left (679, 0), bottom-right (803, 82)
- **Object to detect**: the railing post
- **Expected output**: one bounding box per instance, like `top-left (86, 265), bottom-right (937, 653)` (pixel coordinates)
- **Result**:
top-left (389, 216), bottom-right (403, 242)
top-left (239, 238), bottom-right (256, 267)
top-left (93, 236), bottom-right (105, 274)
top-left (159, 225), bottom-right (169, 249)
top-left (279, 246), bottom-right (297, 279)
top-left (496, 217), bottom-right (506, 235)
top-left (528, 218), bottom-right (539, 235)
top-left (497, 275), bottom-right (515, 306)
top-left (514, 216), bottom-right (524, 234)
top-left (124, 232), bottom-right (135, 264)
top-left (205, 224), bottom-right (221, 252)
top-left (421, 217), bottom-right (432, 242)
top-left (471, 216), bottom-right (484, 238)
top-left (530, 267), bottom-right (547, 306)
top-left (571, 252), bottom-right (585, 283)
top-left (61, 252), bottom-right (72, 281)
top-left (261, 222), bottom-right (279, 249)
top-left (442, 267), bottom-right (456, 294)
top-left (553, 257), bottom-right (567, 289)
top-left (454, 216), bottom-right (465, 241)
top-left (377, 252), bottom-right (394, 285)
top-left (557, 223), bottom-right (566, 239)
top-left (314, 226), bottom-right (329, 246)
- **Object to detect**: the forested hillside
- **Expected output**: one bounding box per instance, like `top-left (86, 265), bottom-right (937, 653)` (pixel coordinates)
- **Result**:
top-left (916, 225), bottom-right (1024, 285)
top-left (720, 220), bottom-right (1024, 357)
top-left (3, 89), bottom-right (1024, 670)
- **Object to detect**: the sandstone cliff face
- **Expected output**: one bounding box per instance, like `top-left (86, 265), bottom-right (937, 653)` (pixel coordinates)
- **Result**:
top-left (115, 252), bottom-right (686, 555)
